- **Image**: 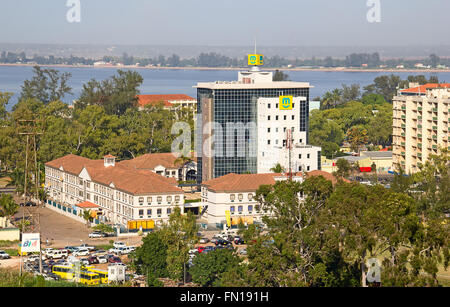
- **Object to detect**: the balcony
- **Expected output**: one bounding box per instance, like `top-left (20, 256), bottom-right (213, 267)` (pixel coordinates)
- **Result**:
top-left (432, 108), bottom-right (438, 112)
top-left (432, 145), bottom-right (438, 150)
top-left (432, 126), bottom-right (438, 131)
top-left (401, 124), bottom-right (406, 129)
top-left (401, 115), bottom-right (406, 119)
top-left (432, 117), bottom-right (438, 121)
top-left (418, 143), bottom-right (422, 148)
top-left (417, 134), bottom-right (422, 138)
top-left (418, 107), bottom-right (423, 111)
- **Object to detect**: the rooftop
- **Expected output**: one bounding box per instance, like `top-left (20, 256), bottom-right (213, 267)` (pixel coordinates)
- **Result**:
top-left (137, 94), bottom-right (196, 108)
top-left (45, 154), bottom-right (183, 195)
top-left (400, 83), bottom-right (450, 95)
top-left (202, 171), bottom-right (348, 193)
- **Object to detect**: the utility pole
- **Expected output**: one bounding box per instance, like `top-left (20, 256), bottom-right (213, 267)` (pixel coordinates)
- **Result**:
top-left (16, 118), bottom-right (44, 275)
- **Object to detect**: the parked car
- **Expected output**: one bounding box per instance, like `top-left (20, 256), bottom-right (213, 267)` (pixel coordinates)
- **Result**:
top-left (73, 248), bottom-right (90, 257)
top-left (214, 239), bottom-right (231, 246)
top-left (64, 246), bottom-right (78, 253)
top-left (97, 255), bottom-right (108, 264)
top-left (25, 201), bottom-right (37, 207)
top-left (234, 237), bottom-right (246, 245)
top-left (239, 248), bottom-right (247, 255)
top-left (78, 244), bottom-right (95, 251)
top-left (113, 242), bottom-right (126, 249)
top-left (42, 248), bottom-right (55, 256)
top-left (108, 256), bottom-right (122, 264)
top-left (46, 249), bottom-right (68, 259)
top-left (87, 255), bottom-right (99, 264)
top-left (79, 258), bottom-right (90, 265)
top-left (189, 248), bottom-right (198, 255)
top-left (203, 246), bottom-right (215, 253)
top-left (0, 250), bottom-right (10, 259)
top-left (199, 237), bottom-right (210, 244)
top-left (88, 231), bottom-right (105, 238)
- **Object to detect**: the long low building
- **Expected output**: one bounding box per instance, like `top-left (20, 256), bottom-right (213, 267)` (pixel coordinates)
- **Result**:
top-left (201, 170), bottom-right (345, 228)
top-left (45, 154), bottom-right (185, 228)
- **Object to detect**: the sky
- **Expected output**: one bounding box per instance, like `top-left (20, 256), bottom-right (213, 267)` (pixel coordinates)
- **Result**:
top-left (0, 0), bottom-right (449, 46)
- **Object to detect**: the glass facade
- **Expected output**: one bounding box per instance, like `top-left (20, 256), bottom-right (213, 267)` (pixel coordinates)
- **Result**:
top-left (197, 87), bottom-right (310, 183)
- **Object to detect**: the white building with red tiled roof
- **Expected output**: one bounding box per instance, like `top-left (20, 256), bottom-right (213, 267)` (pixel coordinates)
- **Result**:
top-left (45, 154), bottom-right (185, 228)
top-left (136, 94), bottom-right (196, 111)
top-left (200, 171), bottom-right (343, 227)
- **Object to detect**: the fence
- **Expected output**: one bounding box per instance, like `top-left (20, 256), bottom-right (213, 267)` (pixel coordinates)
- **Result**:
top-left (46, 199), bottom-right (100, 226)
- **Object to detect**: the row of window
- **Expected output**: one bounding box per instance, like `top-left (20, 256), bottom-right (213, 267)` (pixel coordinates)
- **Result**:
top-left (138, 208), bottom-right (170, 218)
top-left (229, 205), bottom-right (260, 213)
top-left (138, 195), bottom-right (181, 205)
top-left (267, 103), bottom-right (295, 109)
top-left (267, 115), bottom-right (295, 121)
top-left (229, 193), bottom-right (254, 202)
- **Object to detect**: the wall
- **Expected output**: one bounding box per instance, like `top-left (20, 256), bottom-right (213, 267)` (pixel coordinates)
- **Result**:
top-left (0, 228), bottom-right (20, 241)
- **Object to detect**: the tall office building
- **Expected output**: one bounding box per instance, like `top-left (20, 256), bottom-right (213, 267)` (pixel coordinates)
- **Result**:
top-left (195, 62), bottom-right (321, 183)
top-left (392, 83), bottom-right (450, 173)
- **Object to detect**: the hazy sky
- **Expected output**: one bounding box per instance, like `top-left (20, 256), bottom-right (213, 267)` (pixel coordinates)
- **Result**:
top-left (1, 0), bottom-right (449, 46)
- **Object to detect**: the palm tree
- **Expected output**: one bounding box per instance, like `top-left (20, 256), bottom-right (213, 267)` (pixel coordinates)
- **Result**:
top-left (346, 127), bottom-right (369, 153)
top-left (82, 210), bottom-right (93, 228)
top-left (0, 194), bottom-right (19, 226)
top-left (38, 188), bottom-right (49, 205)
top-left (270, 163), bottom-right (285, 173)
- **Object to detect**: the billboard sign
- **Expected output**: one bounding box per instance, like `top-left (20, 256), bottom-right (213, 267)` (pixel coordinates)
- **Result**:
top-left (248, 54), bottom-right (264, 66)
top-left (225, 210), bottom-right (231, 227)
top-left (21, 233), bottom-right (40, 253)
top-left (279, 96), bottom-right (293, 110)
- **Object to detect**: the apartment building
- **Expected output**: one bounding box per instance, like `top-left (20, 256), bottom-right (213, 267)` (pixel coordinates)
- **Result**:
top-left (45, 154), bottom-right (185, 228)
top-left (392, 83), bottom-right (450, 173)
top-left (137, 94), bottom-right (197, 111)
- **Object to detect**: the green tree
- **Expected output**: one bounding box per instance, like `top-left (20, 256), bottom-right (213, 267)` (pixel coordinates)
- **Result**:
top-left (334, 158), bottom-right (351, 178)
top-left (18, 66), bottom-right (72, 105)
top-left (273, 70), bottom-right (290, 81)
top-left (269, 163), bottom-right (285, 173)
top-left (190, 249), bottom-right (241, 287)
top-left (131, 231), bottom-right (168, 286)
top-left (0, 194), bottom-right (19, 225)
top-left (82, 210), bottom-right (93, 227)
top-left (346, 126), bottom-right (369, 153)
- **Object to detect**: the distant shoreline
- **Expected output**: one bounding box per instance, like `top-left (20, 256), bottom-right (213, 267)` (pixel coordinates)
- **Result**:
top-left (1, 63), bottom-right (450, 73)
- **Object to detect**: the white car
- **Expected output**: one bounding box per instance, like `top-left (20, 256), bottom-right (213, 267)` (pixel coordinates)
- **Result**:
top-left (78, 244), bottom-right (95, 251)
top-left (113, 242), bottom-right (126, 249)
top-left (42, 248), bottom-right (55, 256)
top-left (0, 250), bottom-right (10, 259)
top-left (97, 255), bottom-right (108, 264)
top-left (73, 248), bottom-right (90, 257)
top-left (88, 232), bottom-right (105, 238)
top-left (46, 249), bottom-right (68, 259)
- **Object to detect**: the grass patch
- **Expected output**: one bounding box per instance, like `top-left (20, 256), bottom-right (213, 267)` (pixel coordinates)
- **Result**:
top-left (4, 248), bottom-right (18, 256)
top-left (0, 240), bottom-right (19, 248)
top-left (93, 244), bottom-right (113, 251)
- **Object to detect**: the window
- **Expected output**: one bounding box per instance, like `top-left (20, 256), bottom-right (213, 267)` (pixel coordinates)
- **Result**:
top-left (292, 115), bottom-right (295, 120)
top-left (157, 209), bottom-right (162, 216)
top-left (284, 115), bottom-right (287, 120)
top-left (268, 103), bottom-right (271, 109)
top-left (267, 127), bottom-right (271, 133)
top-left (167, 208), bottom-right (172, 215)
top-left (255, 205), bottom-right (260, 212)
top-left (292, 103), bottom-right (295, 108)
top-left (230, 206), bottom-right (235, 213)
top-left (238, 206), bottom-right (243, 213)
top-left (248, 205), bottom-right (253, 213)
top-left (299, 139), bottom-right (303, 144)
top-left (307, 166), bottom-right (310, 171)
top-left (139, 197), bottom-right (144, 205)
top-left (268, 116), bottom-right (271, 120)
top-left (267, 140), bottom-right (271, 145)
top-left (238, 194), bottom-right (243, 201)
top-left (175, 196), bottom-right (180, 203)
top-left (276, 103), bottom-right (279, 108)
top-left (299, 154), bottom-right (302, 159)
top-left (307, 154), bottom-right (310, 159)
top-left (167, 196), bottom-right (172, 203)
top-left (147, 197), bottom-right (152, 204)
top-left (230, 194), bottom-right (235, 202)
top-left (276, 115), bottom-right (279, 120)
top-left (147, 209), bottom-right (152, 216)
top-left (248, 193), bottom-right (253, 201)
top-left (139, 209), bottom-right (144, 217)
top-left (157, 196), bottom-right (162, 203)
top-left (86, 193), bottom-right (90, 200)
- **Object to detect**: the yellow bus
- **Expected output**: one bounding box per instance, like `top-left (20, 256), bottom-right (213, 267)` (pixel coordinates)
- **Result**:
top-left (52, 265), bottom-right (100, 286)
top-left (88, 268), bottom-right (108, 284)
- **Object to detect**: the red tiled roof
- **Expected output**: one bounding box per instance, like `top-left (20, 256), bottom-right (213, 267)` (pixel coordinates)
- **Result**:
top-left (76, 201), bottom-right (99, 209)
top-left (45, 154), bottom-right (183, 195)
top-left (202, 171), bottom-right (348, 193)
top-left (118, 153), bottom-right (183, 170)
top-left (137, 94), bottom-right (196, 108)
top-left (400, 83), bottom-right (450, 94)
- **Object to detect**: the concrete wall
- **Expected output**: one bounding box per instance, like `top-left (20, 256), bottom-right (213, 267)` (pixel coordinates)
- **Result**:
top-left (0, 228), bottom-right (20, 241)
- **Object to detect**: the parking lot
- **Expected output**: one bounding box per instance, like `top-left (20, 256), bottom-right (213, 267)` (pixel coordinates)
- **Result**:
top-left (12, 206), bottom-right (142, 248)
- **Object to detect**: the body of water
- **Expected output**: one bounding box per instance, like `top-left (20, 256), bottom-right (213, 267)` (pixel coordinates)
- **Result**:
top-left (1, 65), bottom-right (449, 111)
